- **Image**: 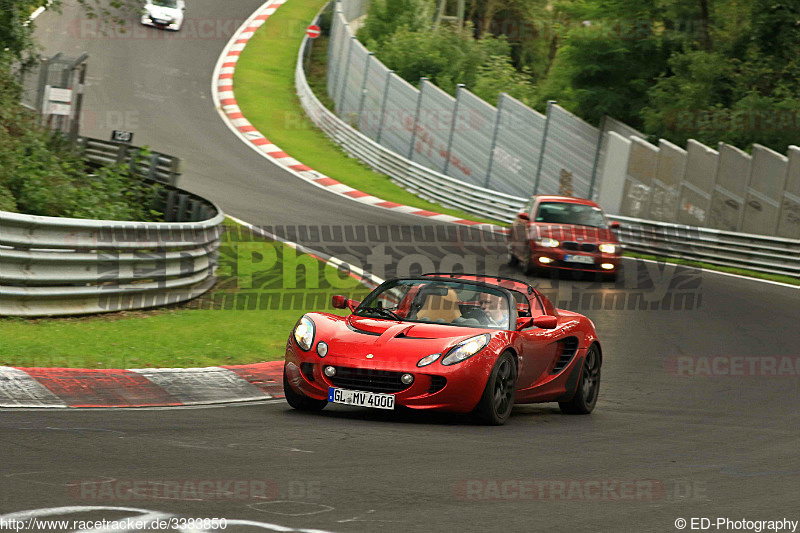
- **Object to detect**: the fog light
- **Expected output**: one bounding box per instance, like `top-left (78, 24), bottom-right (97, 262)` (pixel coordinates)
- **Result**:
top-left (316, 341), bottom-right (328, 357)
top-left (601, 263), bottom-right (615, 270)
top-left (401, 373), bottom-right (414, 385)
top-left (324, 366), bottom-right (336, 377)
top-left (538, 256), bottom-right (553, 264)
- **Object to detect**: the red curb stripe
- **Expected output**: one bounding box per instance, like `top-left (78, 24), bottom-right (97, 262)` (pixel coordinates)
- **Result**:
top-left (344, 190), bottom-right (370, 198)
top-left (251, 138), bottom-right (271, 146)
top-left (228, 50), bottom-right (242, 57)
top-left (254, 14), bottom-right (271, 20)
top-left (223, 362), bottom-right (284, 398)
top-left (411, 210), bottom-right (440, 217)
top-left (228, 112), bottom-right (244, 120)
top-left (20, 368), bottom-right (182, 408)
top-left (235, 39), bottom-right (249, 44)
top-left (315, 177), bottom-right (341, 186)
top-left (245, 26), bottom-right (260, 33)
top-left (220, 98), bottom-right (237, 106)
top-left (454, 219), bottom-right (482, 225)
top-left (222, 62), bottom-right (237, 68)
top-left (375, 201), bottom-right (402, 208)
top-left (289, 164), bottom-right (312, 171)
top-left (269, 151), bottom-right (289, 158)
top-left (238, 125), bottom-right (257, 133)
top-left (218, 84), bottom-right (233, 92)
top-left (267, 4), bottom-right (283, 9)
top-left (219, 73), bottom-right (233, 80)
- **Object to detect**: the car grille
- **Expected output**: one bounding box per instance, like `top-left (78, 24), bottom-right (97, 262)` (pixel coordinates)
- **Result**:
top-left (328, 366), bottom-right (410, 394)
top-left (562, 241), bottom-right (597, 252)
top-left (427, 375), bottom-right (447, 394)
top-left (552, 337), bottom-right (580, 374)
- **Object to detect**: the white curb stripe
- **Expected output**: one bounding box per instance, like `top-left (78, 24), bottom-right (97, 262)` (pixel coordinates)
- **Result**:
top-left (0, 367), bottom-right (67, 408)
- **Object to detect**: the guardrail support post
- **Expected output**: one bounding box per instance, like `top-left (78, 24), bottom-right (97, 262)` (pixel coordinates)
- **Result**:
top-left (443, 84), bottom-right (465, 175)
top-left (533, 100), bottom-right (555, 195)
top-left (356, 53), bottom-right (373, 130)
top-left (336, 36), bottom-right (356, 114)
top-left (407, 78), bottom-right (428, 160)
top-left (376, 70), bottom-right (393, 144)
top-left (484, 93), bottom-right (505, 188)
top-left (587, 115), bottom-right (607, 200)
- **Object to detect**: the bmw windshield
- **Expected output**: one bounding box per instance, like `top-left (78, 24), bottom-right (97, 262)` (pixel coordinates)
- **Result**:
top-left (354, 279), bottom-right (512, 330)
top-left (535, 202), bottom-right (607, 228)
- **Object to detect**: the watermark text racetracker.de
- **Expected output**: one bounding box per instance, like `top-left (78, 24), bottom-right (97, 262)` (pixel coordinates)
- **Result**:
top-left (674, 517), bottom-right (798, 532)
top-left (454, 479), bottom-right (707, 502)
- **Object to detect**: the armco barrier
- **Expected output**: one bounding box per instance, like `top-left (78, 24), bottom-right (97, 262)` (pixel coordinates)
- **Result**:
top-left (295, 21), bottom-right (800, 279)
top-left (0, 141), bottom-right (223, 317)
top-left (608, 215), bottom-right (800, 278)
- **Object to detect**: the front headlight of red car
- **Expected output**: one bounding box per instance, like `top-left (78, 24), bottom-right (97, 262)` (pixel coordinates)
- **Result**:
top-left (598, 243), bottom-right (617, 254)
top-left (293, 315), bottom-right (315, 351)
top-left (441, 334), bottom-right (491, 366)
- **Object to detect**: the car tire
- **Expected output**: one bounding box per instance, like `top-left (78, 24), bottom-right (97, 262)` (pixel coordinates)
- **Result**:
top-left (559, 344), bottom-right (601, 414)
top-left (506, 245), bottom-right (519, 267)
top-left (473, 351), bottom-right (517, 425)
top-left (283, 371), bottom-right (327, 411)
top-left (519, 249), bottom-right (535, 275)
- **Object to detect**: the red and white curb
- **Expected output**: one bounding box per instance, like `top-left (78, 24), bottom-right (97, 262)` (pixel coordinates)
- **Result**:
top-left (0, 362), bottom-right (284, 408)
top-left (211, 0), bottom-right (497, 229)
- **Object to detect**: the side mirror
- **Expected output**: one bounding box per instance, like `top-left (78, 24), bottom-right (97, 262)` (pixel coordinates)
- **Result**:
top-left (610, 221), bottom-right (621, 230)
top-left (532, 315), bottom-right (558, 329)
top-left (518, 212), bottom-right (530, 221)
top-left (331, 295), bottom-right (349, 309)
top-left (516, 317), bottom-right (533, 330)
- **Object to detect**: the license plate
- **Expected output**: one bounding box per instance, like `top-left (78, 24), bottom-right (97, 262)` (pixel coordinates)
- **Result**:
top-left (563, 254), bottom-right (595, 264)
top-left (328, 387), bottom-right (395, 410)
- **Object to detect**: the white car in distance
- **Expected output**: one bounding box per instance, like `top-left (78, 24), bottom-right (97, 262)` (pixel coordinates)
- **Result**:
top-left (141, 0), bottom-right (185, 31)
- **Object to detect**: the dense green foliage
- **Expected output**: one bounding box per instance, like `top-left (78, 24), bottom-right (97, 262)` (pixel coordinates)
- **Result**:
top-left (1, 0), bottom-right (161, 220)
top-left (359, 0), bottom-right (800, 152)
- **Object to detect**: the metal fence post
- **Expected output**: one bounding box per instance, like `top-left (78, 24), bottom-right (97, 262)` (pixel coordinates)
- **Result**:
top-left (336, 36), bottom-right (356, 114)
top-left (328, 11), bottom-right (346, 104)
top-left (376, 70), bottom-right (393, 144)
top-left (484, 93), bottom-right (505, 188)
top-left (443, 84), bottom-right (465, 175)
top-left (356, 53), bottom-right (373, 130)
top-left (407, 78), bottom-right (428, 160)
top-left (68, 53), bottom-right (89, 145)
top-left (588, 114), bottom-right (607, 200)
top-left (533, 100), bottom-right (555, 195)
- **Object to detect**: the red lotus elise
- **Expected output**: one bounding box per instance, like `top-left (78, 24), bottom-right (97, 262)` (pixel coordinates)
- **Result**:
top-left (283, 274), bottom-right (602, 425)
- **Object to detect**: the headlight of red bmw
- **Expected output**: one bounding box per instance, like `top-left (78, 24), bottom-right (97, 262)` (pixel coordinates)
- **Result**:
top-left (293, 315), bottom-right (315, 351)
top-left (441, 334), bottom-right (491, 366)
top-left (598, 243), bottom-right (617, 254)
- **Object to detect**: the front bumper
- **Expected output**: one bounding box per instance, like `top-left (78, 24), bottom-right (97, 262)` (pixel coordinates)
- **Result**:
top-left (529, 248), bottom-right (620, 274)
top-left (140, 15), bottom-right (181, 30)
top-left (284, 345), bottom-right (497, 413)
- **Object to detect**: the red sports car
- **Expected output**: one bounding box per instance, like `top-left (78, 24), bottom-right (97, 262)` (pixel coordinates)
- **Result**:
top-left (508, 195), bottom-right (622, 279)
top-left (283, 274), bottom-right (602, 425)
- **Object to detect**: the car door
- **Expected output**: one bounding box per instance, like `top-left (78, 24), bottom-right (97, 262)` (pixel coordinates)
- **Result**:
top-left (513, 292), bottom-right (561, 400)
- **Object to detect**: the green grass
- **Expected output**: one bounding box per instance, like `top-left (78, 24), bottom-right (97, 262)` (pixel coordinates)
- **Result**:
top-left (233, 0), bottom-right (505, 226)
top-left (0, 219), bottom-right (371, 368)
top-left (624, 251), bottom-right (800, 286)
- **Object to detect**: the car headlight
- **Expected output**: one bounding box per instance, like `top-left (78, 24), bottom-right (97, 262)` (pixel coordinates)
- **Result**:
top-left (536, 238), bottom-right (559, 248)
top-left (598, 243), bottom-right (616, 254)
top-left (417, 353), bottom-right (441, 367)
top-left (441, 334), bottom-right (491, 366)
top-left (293, 315), bottom-right (315, 351)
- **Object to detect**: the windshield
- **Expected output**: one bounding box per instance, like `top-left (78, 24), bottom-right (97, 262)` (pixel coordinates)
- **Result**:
top-left (152, 0), bottom-right (178, 7)
top-left (355, 279), bottom-right (512, 330)
top-left (535, 202), bottom-right (606, 228)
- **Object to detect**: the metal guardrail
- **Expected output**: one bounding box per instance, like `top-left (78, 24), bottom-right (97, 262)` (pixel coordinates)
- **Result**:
top-left (295, 22), bottom-right (800, 280)
top-left (0, 141), bottom-right (224, 317)
top-left (78, 137), bottom-right (182, 186)
top-left (609, 215), bottom-right (800, 278)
